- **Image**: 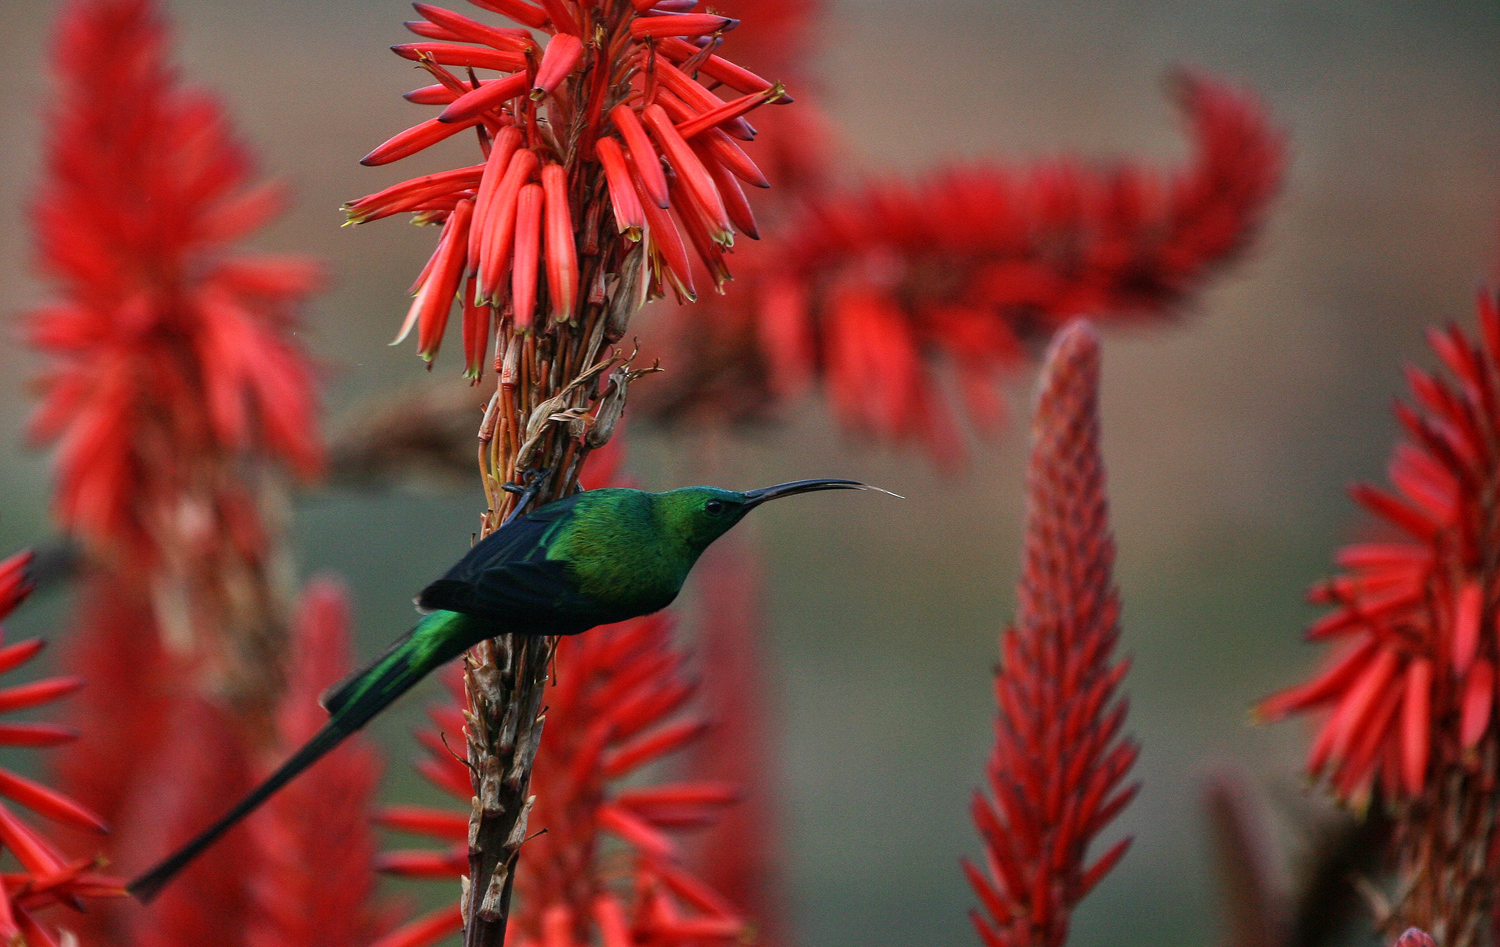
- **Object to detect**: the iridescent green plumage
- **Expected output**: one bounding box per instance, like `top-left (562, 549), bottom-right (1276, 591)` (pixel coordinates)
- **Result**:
top-left (128, 479), bottom-right (889, 902)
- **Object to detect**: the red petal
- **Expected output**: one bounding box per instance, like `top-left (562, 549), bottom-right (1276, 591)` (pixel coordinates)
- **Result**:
top-left (642, 103), bottom-right (731, 241)
top-left (469, 126), bottom-right (525, 265)
top-left (0, 768), bottom-right (106, 831)
top-left (532, 33), bottom-right (584, 98)
top-left (610, 105), bottom-right (669, 208)
top-left (1461, 658), bottom-right (1493, 749)
top-left (1399, 657), bottom-right (1431, 796)
top-left (411, 4), bottom-right (535, 51)
top-left (676, 85), bottom-right (787, 141)
top-left (541, 164), bottom-right (578, 323)
top-left (362, 116), bottom-right (481, 166)
top-left (596, 136), bottom-right (645, 238)
top-left (468, 0), bottom-right (548, 27)
top-left (1452, 579), bottom-right (1483, 676)
top-left (478, 146), bottom-right (540, 304)
top-left (629, 13), bottom-right (738, 39)
top-left (510, 183), bottom-right (545, 328)
top-left (390, 42), bottom-right (526, 72)
top-left (0, 677), bottom-right (83, 714)
top-left (440, 71), bottom-right (530, 123)
top-left (367, 904), bottom-right (465, 947)
top-left (657, 37), bottom-right (778, 96)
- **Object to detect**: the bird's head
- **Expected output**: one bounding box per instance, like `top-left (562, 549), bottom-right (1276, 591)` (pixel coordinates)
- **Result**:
top-left (656, 479), bottom-right (899, 554)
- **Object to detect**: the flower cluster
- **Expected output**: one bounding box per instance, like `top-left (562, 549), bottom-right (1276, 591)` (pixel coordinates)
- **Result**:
top-left (0, 550), bottom-right (122, 945)
top-left (27, 0), bottom-right (323, 566)
top-left (644, 74), bottom-right (1283, 460)
top-left (1259, 292), bottom-right (1500, 804)
top-left (346, 0), bottom-right (789, 375)
top-left (376, 609), bottom-right (747, 947)
top-left (966, 322), bottom-right (1139, 947)
top-left (1259, 292), bottom-right (1500, 944)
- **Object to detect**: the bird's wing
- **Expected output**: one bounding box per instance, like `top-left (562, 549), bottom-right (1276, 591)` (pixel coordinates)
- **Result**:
top-left (416, 493), bottom-right (598, 630)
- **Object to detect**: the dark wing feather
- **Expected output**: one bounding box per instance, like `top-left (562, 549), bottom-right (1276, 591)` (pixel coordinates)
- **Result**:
top-left (416, 493), bottom-right (600, 633)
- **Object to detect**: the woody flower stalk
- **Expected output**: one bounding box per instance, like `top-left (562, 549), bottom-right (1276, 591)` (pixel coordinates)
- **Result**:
top-left (1259, 291), bottom-right (1500, 946)
top-left (347, 2), bottom-right (786, 943)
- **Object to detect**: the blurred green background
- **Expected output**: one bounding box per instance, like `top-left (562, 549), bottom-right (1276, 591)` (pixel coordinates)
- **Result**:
top-left (1, 1), bottom-right (1497, 945)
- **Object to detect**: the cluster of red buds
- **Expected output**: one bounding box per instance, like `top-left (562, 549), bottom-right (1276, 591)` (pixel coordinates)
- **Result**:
top-left (345, 0), bottom-right (789, 375)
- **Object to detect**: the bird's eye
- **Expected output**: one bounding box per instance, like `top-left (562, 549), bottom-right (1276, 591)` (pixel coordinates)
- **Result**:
top-left (704, 499), bottom-right (726, 515)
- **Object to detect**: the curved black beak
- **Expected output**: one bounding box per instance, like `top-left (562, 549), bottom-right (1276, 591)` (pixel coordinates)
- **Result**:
top-left (741, 479), bottom-right (901, 508)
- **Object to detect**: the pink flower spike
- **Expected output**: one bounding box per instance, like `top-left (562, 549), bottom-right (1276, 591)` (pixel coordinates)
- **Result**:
top-left (610, 106), bottom-right (669, 209)
top-left (511, 183), bottom-right (545, 329)
top-left (542, 165), bottom-right (579, 324)
top-left (596, 137), bottom-right (645, 238)
top-left (533, 33), bottom-right (584, 100)
top-left (440, 72), bottom-right (530, 124)
top-left (629, 13), bottom-right (738, 40)
top-left (0, 552), bottom-right (33, 621)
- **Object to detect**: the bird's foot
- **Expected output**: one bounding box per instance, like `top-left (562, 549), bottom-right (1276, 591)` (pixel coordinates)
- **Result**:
top-left (500, 467), bottom-right (553, 525)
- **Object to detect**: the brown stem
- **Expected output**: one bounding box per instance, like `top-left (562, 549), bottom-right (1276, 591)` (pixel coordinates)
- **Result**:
top-left (1392, 738), bottom-right (1500, 947)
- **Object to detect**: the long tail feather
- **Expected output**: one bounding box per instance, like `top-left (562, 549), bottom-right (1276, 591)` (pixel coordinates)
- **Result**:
top-left (128, 609), bottom-right (479, 902)
top-left (127, 720), bottom-right (352, 903)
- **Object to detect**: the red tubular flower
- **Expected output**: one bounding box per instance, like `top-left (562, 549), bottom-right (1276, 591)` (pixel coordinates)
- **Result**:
top-left (1259, 292), bottom-right (1500, 944)
top-left (0, 552), bottom-right (34, 621)
top-left (376, 609), bottom-right (747, 947)
top-left (642, 73), bottom-right (1283, 461)
top-left (27, 0), bottom-right (324, 568)
top-left (0, 554), bottom-right (122, 945)
top-left (966, 321), bottom-right (1139, 947)
top-left (346, 0), bottom-right (788, 372)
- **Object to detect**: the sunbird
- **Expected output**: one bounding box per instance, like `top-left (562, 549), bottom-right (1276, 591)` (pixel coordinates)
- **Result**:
top-left (128, 478), bottom-right (890, 902)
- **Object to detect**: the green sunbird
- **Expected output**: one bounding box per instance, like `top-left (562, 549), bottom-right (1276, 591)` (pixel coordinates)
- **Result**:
top-left (128, 479), bottom-right (889, 902)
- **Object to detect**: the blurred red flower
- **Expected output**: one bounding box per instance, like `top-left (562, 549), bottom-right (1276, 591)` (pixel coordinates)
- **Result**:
top-left (346, 0), bottom-right (790, 375)
top-left (644, 74), bottom-right (1283, 462)
top-left (245, 580), bottom-right (390, 947)
top-left (376, 607), bottom-right (747, 947)
top-left (1259, 291), bottom-right (1500, 803)
top-left (1259, 291), bottom-right (1500, 941)
top-left (966, 321), bottom-right (1139, 947)
top-left (0, 548), bottom-right (123, 946)
top-left (26, 0), bottom-right (323, 567)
